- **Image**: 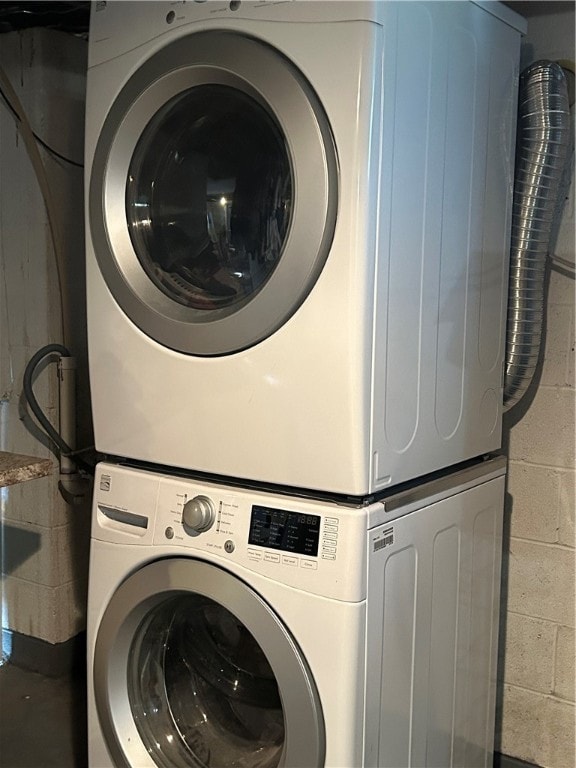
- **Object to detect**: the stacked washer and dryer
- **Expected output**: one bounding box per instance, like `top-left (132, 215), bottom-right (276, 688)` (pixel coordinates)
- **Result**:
top-left (85, 2), bottom-right (526, 767)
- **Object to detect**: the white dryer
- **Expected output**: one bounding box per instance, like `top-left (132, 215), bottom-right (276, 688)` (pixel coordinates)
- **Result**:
top-left (88, 457), bottom-right (506, 768)
top-left (86, 1), bottom-right (525, 495)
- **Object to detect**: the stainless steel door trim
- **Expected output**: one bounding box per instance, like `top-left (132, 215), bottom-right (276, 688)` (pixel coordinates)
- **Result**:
top-left (89, 30), bottom-right (338, 356)
top-left (94, 558), bottom-right (325, 768)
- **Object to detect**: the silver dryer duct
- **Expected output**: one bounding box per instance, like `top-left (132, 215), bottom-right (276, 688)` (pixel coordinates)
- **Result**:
top-left (504, 61), bottom-right (572, 411)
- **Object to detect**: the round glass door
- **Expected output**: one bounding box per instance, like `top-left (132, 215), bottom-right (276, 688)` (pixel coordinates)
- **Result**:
top-left (128, 594), bottom-right (284, 768)
top-left (93, 559), bottom-right (325, 768)
top-left (89, 31), bottom-right (338, 356)
top-left (126, 85), bottom-right (292, 314)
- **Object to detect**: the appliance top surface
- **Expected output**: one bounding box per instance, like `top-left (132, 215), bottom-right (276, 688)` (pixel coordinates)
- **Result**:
top-left (88, 0), bottom-right (525, 67)
top-left (88, 0), bottom-right (385, 66)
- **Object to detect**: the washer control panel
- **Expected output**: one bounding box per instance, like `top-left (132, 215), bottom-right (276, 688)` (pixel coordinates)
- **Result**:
top-left (93, 464), bottom-right (369, 600)
top-left (156, 487), bottom-right (344, 562)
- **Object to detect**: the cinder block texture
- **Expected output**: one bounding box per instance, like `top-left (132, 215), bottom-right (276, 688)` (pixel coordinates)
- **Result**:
top-left (500, 612), bottom-right (555, 694)
top-left (507, 462), bottom-right (561, 543)
top-left (549, 266), bottom-right (576, 306)
top-left (506, 539), bottom-right (575, 627)
top-left (499, 684), bottom-right (576, 768)
top-left (541, 304), bottom-right (575, 388)
top-left (558, 471), bottom-right (575, 548)
top-left (508, 387), bottom-right (575, 469)
top-left (555, 626), bottom-right (576, 702)
top-left (1, 519), bottom-right (89, 589)
top-left (1, 575), bottom-right (86, 644)
top-left (2, 473), bottom-right (71, 528)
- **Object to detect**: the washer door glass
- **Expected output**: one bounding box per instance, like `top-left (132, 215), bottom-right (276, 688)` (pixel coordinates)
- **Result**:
top-left (93, 559), bottom-right (325, 768)
top-left (126, 85), bottom-right (292, 313)
top-left (89, 31), bottom-right (338, 356)
top-left (128, 594), bottom-right (284, 768)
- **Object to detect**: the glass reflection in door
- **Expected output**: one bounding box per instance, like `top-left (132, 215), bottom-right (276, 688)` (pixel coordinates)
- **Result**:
top-left (126, 85), bottom-right (293, 314)
top-left (128, 593), bottom-right (285, 768)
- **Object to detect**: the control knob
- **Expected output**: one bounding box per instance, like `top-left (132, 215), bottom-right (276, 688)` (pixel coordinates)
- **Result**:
top-left (182, 495), bottom-right (215, 534)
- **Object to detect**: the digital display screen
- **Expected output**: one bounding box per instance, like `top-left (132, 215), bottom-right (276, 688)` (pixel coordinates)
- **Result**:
top-left (249, 506), bottom-right (320, 557)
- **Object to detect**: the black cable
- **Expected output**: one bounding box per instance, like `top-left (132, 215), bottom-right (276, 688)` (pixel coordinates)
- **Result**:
top-left (22, 344), bottom-right (95, 474)
top-left (23, 344), bottom-right (73, 454)
top-left (0, 83), bottom-right (84, 168)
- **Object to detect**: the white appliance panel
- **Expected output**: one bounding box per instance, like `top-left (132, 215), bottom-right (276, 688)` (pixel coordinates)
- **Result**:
top-left (88, 459), bottom-right (505, 767)
top-left (86, 2), bottom-right (524, 495)
top-left (364, 482), bottom-right (503, 767)
top-left (370, 0), bottom-right (521, 486)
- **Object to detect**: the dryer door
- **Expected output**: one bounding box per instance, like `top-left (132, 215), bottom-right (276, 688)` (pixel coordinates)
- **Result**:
top-left (93, 558), bottom-right (325, 768)
top-left (89, 31), bottom-right (337, 356)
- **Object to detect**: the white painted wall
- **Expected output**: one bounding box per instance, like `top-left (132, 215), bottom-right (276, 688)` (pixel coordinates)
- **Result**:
top-left (0, 29), bottom-right (90, 648)
top-left (498, 5), bottom-right (576, 767)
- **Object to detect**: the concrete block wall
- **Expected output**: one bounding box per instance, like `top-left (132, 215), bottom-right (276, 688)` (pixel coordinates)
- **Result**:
top-left (0, 29), bottom-right (90, 650)
top-left (498, 5), bottom-right (575, 767)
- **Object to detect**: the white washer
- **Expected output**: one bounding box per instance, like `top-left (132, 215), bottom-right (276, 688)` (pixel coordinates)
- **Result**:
top-left (88, 457), bottom-right (506, 768)
top-left (86, 1), bottom-right (525, 495)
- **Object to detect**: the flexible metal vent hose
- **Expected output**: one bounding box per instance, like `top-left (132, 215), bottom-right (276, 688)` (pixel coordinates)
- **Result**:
top-left (504, 61), bottom-right (572, 411)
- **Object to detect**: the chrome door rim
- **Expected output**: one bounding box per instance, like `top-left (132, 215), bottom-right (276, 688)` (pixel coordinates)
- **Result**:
top-left (93, 558), bottom-right (325, 768)
top-left (89, 30), bottom-right (338, 355)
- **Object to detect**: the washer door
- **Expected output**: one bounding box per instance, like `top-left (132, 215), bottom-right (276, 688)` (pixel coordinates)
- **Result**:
top-left (94, 559), bottom-right (325, 768)
top-left (89, 31), bottom-right (338, 356)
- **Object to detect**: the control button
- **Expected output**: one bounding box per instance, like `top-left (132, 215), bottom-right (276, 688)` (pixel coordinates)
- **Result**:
top-left (247, 548), bottom-right (262, 561)
top-left (325, 517), bottom-right (339, 525)
top-left (322, 553), bottom-right (336, 560)
top-left (165, 527), bottom-right (175, 540)
top-left (323, 539), bottom-right (337, 548)
top-left (324, 524), bottom-right (338, 533)
top-left (300, 559), bottom-right (318, 570)
top-left (182, 495), bottom-right (215, 534)
top-left (322, 545), bottom-right (337, 554)
top-left (323, 532), bottom-right (338, 541)
top-left (282, 555), bottom-right (298, 567)
top-left (224, 540), bottom-right (235, 554)
top-left (264, 552), bottom-right (281, 563)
